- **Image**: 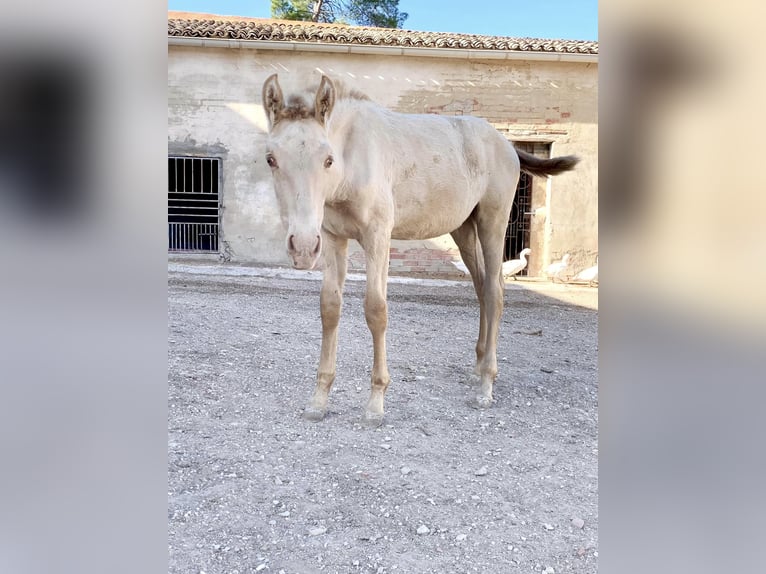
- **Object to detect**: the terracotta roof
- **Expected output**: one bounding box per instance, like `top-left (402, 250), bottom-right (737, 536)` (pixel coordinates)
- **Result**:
top-left (168, 12), bottom-right (598, 55)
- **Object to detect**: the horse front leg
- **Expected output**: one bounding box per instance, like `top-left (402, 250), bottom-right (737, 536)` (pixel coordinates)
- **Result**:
top-left (360, 233), bottom-right (392, 427)
top-left (303, 232), bottom-right (348, 421)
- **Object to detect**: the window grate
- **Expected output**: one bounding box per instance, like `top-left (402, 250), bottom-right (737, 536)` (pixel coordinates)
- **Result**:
top-left (168, 156), bottom-right (220, 252)
top-left (504, 142), bottom-right (550, 275)
top-left (504, 171), bottom-right (532, 271)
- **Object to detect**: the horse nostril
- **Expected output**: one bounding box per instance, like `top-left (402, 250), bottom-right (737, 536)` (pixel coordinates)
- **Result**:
top-left (312, 235), bottom-right (321, 256)
top-left (288, 235), bottom-right (296, 253)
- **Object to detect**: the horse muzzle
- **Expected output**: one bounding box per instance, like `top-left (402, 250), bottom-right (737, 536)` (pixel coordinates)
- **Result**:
top-left (287, 232), bottom-right (322, 270)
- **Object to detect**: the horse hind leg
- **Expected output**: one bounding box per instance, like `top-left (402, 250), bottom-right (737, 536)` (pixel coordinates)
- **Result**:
top-left (304, 232), bottom-right (348, 421)
top-left (450, 216), bottom-right (487, 382)
top-left (471, 203), bottom-right (511, 408)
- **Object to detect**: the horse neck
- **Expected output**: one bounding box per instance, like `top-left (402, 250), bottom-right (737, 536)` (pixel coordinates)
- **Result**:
top-left (328, 98), bottom-right (369, 141)
top-left (326, 99), bottom-right (377, 201)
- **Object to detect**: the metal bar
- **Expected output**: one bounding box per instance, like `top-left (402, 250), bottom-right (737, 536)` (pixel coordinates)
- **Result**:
top-left (168, 206), bottom-right (219, 212)
top-left (169, 201), bottom-right (217, 205)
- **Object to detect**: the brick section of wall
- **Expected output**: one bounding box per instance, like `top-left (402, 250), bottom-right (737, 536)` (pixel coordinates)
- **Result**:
top-left (348, 246), bottom-right (463, 277)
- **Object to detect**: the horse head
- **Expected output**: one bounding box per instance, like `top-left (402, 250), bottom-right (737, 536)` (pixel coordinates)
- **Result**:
top-left (262, 74), bottom-right (340, 270)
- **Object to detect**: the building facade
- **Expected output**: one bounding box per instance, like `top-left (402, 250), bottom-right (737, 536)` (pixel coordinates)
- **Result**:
top-left (168, 12), bottom-right (598, 277)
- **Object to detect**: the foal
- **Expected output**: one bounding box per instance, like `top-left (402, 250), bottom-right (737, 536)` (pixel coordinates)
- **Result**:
top-left (262, 74), bottom-right (578, 425)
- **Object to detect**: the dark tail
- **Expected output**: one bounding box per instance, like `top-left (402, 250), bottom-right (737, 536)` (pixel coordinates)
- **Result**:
top-left (516, 148), bottom-right (580, 178)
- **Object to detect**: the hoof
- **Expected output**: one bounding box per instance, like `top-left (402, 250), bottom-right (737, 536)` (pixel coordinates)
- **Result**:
top-left (302, 406), bottom-right (327, 421)
top-left (468, 395), bottom-right (493, 409)
top-left (361, 411), bottom-right (384, 428)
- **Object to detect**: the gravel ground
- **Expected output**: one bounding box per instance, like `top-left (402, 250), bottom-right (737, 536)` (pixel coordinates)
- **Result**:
top-left (168, 267), bottom-right (598, 574)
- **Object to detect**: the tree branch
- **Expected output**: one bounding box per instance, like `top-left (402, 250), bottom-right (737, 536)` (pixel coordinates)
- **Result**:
top-left (312, 0), bottom-right (324, 22)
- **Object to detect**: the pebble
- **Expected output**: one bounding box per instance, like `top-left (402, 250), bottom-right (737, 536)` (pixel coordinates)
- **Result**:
top-left (255, 565), bottom-right (267, 572)
top-left (456, 534), bottom-right (467, 541)
top-left (571, 517), bottom-right (585, 529)
top-left (278, 511), bottom-right (290, 517)
top-left (543, 523), bottom-right (555, 531)
top-left (381, 444), bottom-right (391, 450)
top-left (543, 567), bottom-right (555, 574)
top-left (400, 466), bottom-right (412, 475)
top-left (474, 466), bottom-right (488, 476)
top-left (417, 525), bottom-right (430, 535)
top-left (309, 526), bottom-right (327, 536)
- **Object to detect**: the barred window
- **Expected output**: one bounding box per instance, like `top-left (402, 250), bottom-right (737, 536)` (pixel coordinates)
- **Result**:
top-left (168, 157), bottom-right (220, 253)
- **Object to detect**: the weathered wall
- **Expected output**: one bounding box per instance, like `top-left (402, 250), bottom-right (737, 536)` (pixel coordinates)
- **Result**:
top-left (168, 45), bottom-right (597, 273)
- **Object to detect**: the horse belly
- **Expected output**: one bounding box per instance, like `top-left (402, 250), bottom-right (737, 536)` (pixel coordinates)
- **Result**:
top-left (391, 181), bottom-right (477, 240)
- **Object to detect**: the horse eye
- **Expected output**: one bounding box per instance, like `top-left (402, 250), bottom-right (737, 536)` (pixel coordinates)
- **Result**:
top-left (324, 156), bottom-right (334, 169)
top-left (266, 155), bottom-right (278, 168)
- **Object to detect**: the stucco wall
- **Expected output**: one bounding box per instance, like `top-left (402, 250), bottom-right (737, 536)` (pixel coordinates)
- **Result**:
top-left (168, 45), bottom-right (597, 274)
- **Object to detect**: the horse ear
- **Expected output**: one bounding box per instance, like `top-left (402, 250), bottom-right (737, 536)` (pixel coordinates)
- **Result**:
top-left (262, 74), bottom-right (284, 129)
top-left (314, 75), bottom-right (336, 126)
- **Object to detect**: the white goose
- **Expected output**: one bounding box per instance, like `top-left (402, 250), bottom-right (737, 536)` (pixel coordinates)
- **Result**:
top-left (450, 259), bottom-right (470, 276)
top-left (545, 253), bottom-right (570, 282)
top-left (573, 257), bottom-right (598, 285)
top-left (502, 248), bottom-right (531, 280)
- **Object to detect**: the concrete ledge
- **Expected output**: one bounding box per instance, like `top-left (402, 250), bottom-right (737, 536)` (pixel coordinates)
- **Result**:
top-left (168, 262), bottom-right (598, 297)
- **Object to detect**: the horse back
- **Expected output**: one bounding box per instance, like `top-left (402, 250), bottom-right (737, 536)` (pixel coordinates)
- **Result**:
top-left (330, 101), bottom-right (520, 240)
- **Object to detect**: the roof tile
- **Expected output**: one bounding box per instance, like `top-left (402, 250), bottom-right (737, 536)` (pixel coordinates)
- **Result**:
top-left (167, 12), bottom-right (598, 55)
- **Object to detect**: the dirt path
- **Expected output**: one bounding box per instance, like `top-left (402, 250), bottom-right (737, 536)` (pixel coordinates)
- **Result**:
top-left (168, 269), bottom-right (598, 574)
